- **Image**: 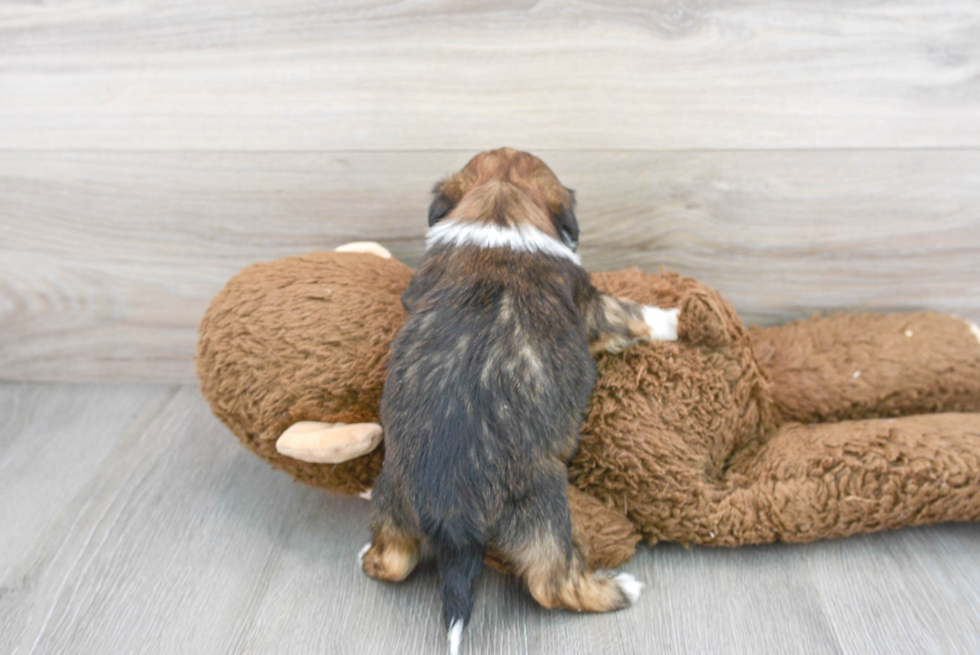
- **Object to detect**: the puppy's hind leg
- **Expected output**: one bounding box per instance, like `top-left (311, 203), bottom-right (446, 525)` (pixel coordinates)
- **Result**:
top-left (493, 473), bottom-right (642, 612)
top-left (361, 478), bottom-right (421, 582)
top-left (361, 517), bottom-right (421, 582)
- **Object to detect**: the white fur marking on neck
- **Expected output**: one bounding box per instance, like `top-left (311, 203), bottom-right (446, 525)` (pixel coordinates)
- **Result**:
top-left (426, 220), bottom-right (581, 265)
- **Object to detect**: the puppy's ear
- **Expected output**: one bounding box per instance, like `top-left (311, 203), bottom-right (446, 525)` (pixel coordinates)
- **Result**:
top-left (428, 182), bottom-right (456, 226)
top-left (554, 192), bottom-right (579, 252)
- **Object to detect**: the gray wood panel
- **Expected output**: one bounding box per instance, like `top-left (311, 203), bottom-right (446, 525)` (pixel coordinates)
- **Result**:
top-left (0, 382), bottom-right (179, 653)
top-left (0, 0), bottom-right (978, 151)
top-left (2, 150), bottom-right (978, 383)
top-left (2, 382), bottom-right (980, 655)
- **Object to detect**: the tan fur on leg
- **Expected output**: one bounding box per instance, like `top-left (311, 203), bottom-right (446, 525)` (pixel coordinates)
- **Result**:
top-left (362, 523), bottom-right (421, 583)
top-left (512, 534), bottom-right (636, 612)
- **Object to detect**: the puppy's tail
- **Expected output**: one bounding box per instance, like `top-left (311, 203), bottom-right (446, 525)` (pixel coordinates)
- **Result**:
top-left (432, 534), bottom-right (485, 655)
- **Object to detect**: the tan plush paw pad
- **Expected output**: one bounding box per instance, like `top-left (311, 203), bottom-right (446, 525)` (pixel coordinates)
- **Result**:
top-left (276, 421), bottom-right (383, 463)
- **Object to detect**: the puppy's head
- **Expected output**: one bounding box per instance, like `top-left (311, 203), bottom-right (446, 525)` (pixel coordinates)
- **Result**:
top-left (428, 148), bottom-right (579, 252)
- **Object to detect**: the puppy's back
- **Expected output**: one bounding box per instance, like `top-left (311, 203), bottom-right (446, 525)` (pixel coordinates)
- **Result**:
top-left (379, 244), bottom-right (596, 532)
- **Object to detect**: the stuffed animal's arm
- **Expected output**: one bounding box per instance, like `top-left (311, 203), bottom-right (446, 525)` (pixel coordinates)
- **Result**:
top-left (750, 312), bottom-right (980, 423)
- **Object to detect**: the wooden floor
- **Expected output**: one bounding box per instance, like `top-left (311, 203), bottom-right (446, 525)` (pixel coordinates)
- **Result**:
top-left (2, 381), bottom-right (979, 655)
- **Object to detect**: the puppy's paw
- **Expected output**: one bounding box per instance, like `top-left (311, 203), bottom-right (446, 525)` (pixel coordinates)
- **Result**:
top-left (612, 572), bottom-right (644, 604)
top-left (642, 306), bottom-right (680, 341)
top-left (360, 540), bottom-right (420, 582)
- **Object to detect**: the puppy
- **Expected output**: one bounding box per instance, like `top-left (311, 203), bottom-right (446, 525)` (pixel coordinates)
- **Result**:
top-left (360, 148), bottom-right (678, 654)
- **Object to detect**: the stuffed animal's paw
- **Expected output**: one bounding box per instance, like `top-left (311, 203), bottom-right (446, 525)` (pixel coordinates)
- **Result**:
top-left (334, 241), bottom-right (393, 259)
top-left (678, 289), bottom-right (745, 348)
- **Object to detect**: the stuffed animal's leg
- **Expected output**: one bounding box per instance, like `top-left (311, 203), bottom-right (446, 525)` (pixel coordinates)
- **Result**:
top-left (698, 413), bottom-right (980, 546)
top-left (749, 312), bottom-right (980, 423)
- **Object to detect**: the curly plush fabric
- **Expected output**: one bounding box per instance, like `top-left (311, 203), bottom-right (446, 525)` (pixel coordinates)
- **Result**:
top-left (752, 312), bottom-right (980, 423)
top-left (198, 252), bottom-right (412, 493)
top-left (197, 251), bottom-right (980, 566)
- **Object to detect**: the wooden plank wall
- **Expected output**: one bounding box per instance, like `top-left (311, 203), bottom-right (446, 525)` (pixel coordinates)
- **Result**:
top-left (1, 0), bottom-right (978, 383)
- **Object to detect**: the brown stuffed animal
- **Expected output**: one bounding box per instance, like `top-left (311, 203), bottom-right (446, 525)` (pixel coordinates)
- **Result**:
top-left (197, 245), bottom-right (980, 568)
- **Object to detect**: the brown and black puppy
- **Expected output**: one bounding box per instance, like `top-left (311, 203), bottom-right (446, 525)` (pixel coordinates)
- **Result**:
top-left (360, 148), bottom-right (678, 654)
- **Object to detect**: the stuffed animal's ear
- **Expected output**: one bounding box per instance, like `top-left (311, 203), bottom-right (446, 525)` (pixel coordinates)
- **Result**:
top-left (553, 194), bottom-right (579, 252)
top-left (276, 421), bottom-right (383, 463)
top-left (428, 183), bottom-right (456, 226)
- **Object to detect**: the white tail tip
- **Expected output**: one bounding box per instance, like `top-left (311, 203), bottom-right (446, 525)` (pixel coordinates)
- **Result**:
top-left (448, 619), bottom-right (464, 655)
top-left (613, 572), bottom-right (644, 604)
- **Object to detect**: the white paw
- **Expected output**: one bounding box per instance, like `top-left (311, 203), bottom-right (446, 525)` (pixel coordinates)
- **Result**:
top-left (358, 488), bottom-right (373, 501)
top-left (642, 306), bottom-right (680, 341)
top-left (357, 542), bottom-right (372, 566)
top-left (613, 572), bottom-right (644, 604)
